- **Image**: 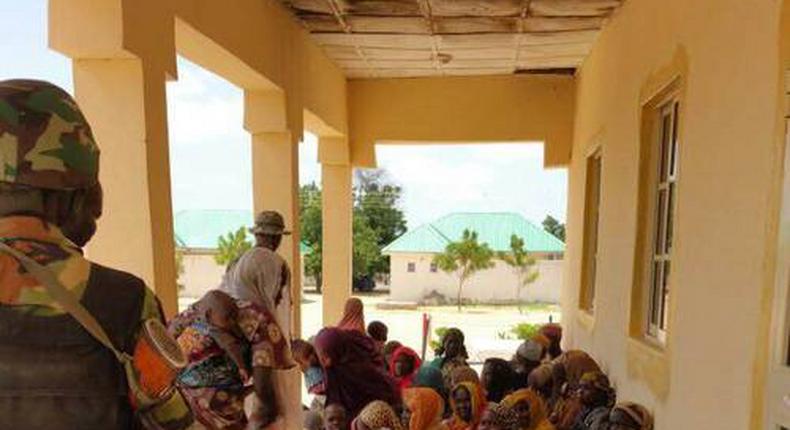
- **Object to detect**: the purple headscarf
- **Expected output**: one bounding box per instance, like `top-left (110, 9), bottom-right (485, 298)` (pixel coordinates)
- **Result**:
top-left (314, 327), bottom-right (400, 418)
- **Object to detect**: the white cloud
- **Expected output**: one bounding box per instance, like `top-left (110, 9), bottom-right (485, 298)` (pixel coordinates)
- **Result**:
top-left (375, 144), bottom-right (567, 228)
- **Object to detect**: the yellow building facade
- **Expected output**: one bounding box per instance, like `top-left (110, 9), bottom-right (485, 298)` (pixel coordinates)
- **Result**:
top-left (45, 0), bottom-right (789, 428)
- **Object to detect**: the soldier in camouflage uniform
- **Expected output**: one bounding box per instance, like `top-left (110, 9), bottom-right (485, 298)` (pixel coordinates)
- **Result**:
top-left (0, 80), bottom-right (191, 429)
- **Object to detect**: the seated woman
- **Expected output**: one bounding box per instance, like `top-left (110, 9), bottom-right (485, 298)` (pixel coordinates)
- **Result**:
top-left (444, 382), bottom-right (487, 430)
top-left (315, 327), bottom-right (400, 419)
top-left (351, 401), bottom-right (405, 430)
top-left (607, 403), bottom-right (653, 430)
top-left (550, 372), bottom-right (615, 430)
top-left (501, 389), bottom-right (555, 430)
top-left (403, 387), bottom-right (447, 430)
top-left (478, 403), bottom-right (519, 430)
top-left (391, 345), bottom-right (423, 391)
top-left (538, 324), bottom-right (563, 361)
top-left (168, 290), bottom-right (293, 430)
top-left (429, 328), bottom-right (470, 391)
top-left (337, 297), bottom-right (366, 333)
top-left (527, 363), bottom-right (554, 402)
top-left (450, 366), bottom-right (481, 388)
top-left (513, 340), bottom-right (546, 388)
top-left (481, 358), bottom-right (518, 403)
top-left (550, 351), bottom-right (601, 405)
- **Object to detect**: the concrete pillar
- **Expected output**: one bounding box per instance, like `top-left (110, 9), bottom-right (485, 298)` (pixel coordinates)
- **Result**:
top-left (70, 59), bottom-right (178, 317)
top-left (49, 0), bottom-right (179, 317)
top-left (250, 130), bottom-right (302, 338)
top-left (320, 137), bottom-right (353, 325)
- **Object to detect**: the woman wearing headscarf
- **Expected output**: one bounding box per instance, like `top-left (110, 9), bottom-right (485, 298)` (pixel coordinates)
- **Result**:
top-left (430, 328), bottom-right (469, 391)
top-left (501, 389), bottom-right (555, 430)
top-left (550, 371), bottom-right (615, 430)
top-left (314, 327), bottom-right (400, 419)
top-left (351, 401), bottom-right (405, 430)
top-left (337, 297), bottom-right (366, 333)
top-left (608, 403), bottom-right (653, 430)
top-left (481, 358), bottom-right (518, 403)
top-left (414, 366), bottom-right (447, 397)
top-left (478, 403), bottom-right (520, 430)
top-left (550, 351), bottom-right (601, 404)
top-left (404, 387), bottom-right (448, 430)
top-left (444, 381), bottom-right (487, 430)
top-left (391, 346), bottom-right (423, 392)
top-left (450, 366), bottom-right (481, 387)
top-left (538, 324), bottom-right (563, 360)
top-left (512, 339), bottom-right (545, 389)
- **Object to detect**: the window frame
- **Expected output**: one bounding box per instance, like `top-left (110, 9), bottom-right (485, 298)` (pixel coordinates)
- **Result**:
top-left (429, 262), bottom-right (438, 273)
top-left (643, 93), bottom-right (681, 344)
top-left (579, 147), bottom-right (603, 314)
top-left (407, 262), bottom-right (416, 273)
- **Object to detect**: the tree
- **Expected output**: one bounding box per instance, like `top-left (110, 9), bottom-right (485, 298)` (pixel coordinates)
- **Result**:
top-left (542, 215), bottom-right (566, 242)
top-left (300, 182), bottom-right (323, 290)
top-left (498, 234), bottom-right (540, 314)
top-left (215, 227), bottom-right (252, 268)
top-left (299, 171), bottom-right (407, 293)
top-left (433, 229), bottom-right (495, 312)
top-left (354, 173), bottom-right (407, 277)
top-left (352, 210), bottom-right (380, 279)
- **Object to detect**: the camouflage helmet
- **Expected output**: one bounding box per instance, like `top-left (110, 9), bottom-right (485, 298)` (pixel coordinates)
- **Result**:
top-left (0, 79), bottom-right (100, 190)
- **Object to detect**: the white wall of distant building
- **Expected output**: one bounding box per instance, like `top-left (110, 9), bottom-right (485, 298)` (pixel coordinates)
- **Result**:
top-left (388, 252), bottom-right (563, 303)
top-left (179, 249), bottom-right (307, 299)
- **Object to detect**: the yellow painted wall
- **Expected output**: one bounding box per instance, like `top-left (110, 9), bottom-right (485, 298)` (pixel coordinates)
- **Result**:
top-left (172, 0), bottom-right (348, 137)
top-left (563, 1), bottom-right (785, 429)
top-left (347, 75), bottom-right (575, 167)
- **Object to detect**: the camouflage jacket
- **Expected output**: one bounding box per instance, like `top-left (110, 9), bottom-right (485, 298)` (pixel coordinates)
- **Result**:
top-left (0, 215), bottom-right (160, 319)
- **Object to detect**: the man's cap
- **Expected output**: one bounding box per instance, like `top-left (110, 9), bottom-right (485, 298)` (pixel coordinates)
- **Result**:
top-left (0, 79), bottom-right (100, 190)
top-left (250, 210), bottom-right (291, 235)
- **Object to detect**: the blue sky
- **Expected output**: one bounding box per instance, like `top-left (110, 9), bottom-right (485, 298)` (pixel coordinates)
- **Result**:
top-left (0, 0), bottom-right (567, 229)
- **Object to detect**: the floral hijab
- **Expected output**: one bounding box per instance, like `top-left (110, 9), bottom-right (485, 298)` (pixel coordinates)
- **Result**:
top-left (352, 400), bottom-right (405, 430)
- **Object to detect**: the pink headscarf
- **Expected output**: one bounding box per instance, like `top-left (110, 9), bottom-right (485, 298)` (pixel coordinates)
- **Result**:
top-left (337, 298), bottom-right (366, 334)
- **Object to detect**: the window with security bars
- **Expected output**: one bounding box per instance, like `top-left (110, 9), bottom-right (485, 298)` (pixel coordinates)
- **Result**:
top-left (647, 98), bottom-right (680, 341)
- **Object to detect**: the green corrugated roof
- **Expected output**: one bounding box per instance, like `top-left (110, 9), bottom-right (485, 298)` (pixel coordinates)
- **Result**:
top-left (174, 209), bottom-right (311, 252)
top-left (382, 212), bottom-right (565, 254)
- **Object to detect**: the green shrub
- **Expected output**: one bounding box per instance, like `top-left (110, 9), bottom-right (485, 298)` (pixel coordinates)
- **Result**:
top-left (510, 322), bottom-right (541, 340)
top-left (430, 327), bottom-right (449, 352)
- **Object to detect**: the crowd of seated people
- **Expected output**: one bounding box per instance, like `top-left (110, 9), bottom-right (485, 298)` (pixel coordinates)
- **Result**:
top-left (293, 299), bottom-right (654, 430)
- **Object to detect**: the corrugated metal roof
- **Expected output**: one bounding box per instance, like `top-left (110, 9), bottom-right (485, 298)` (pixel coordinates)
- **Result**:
top-left (382, 212), bottom-right (565, 254)
top-left (174, 210), bottom-right (253, 250)
top-left (174, 210), bottom-right (311, 252)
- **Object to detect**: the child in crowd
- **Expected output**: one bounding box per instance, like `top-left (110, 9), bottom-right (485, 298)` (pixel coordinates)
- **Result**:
top-left (367, 321), bottom-right (389, 352)
top-left (168, 290), bottom-right (251, 385)
top-left (382, 340), bottom-right (403, 371)
top-left (293, 339), bottom-right (327, 408)
top-left (324, 403), bottom-right (349, 430)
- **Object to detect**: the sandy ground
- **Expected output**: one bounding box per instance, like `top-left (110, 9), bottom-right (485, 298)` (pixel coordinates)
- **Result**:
top-left (298, 290), bottom-right (561, 363)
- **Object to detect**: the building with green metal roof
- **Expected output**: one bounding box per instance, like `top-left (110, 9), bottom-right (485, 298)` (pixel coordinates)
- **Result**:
top-left (383, 212), bottom-right (564, 304)
top-left (174, 209), bottom-right (311, 253)
top-left (173, 209), bottom-right (310, 299)
top-left (383, 212), bottom-right (565, 255)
